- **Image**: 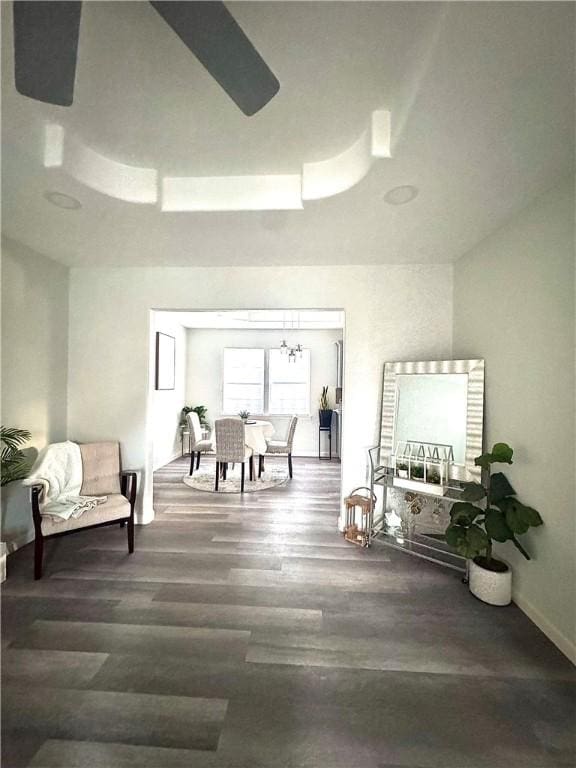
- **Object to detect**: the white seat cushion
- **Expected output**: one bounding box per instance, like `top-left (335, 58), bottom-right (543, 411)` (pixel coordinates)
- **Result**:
top-left (266, 440), bottom-right (289, 453)
top-left (41, 494), bottom-right (130, 536)
top-left (192, 439), bottom-right (213, 451)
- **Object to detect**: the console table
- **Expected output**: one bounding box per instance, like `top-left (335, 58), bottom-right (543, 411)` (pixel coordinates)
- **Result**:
top-left (366, 446), bottom-right (467, 572)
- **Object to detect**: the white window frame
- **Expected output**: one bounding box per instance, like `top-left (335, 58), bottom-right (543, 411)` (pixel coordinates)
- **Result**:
top-left (222, 348), bottom-right (265, 415)
top-left (267, 348), bottom-right (311, 416)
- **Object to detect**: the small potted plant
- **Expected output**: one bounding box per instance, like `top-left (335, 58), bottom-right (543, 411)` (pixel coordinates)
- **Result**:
top-left (319, 386), bottom-right (333, 428)
top-left (445, 442), bottom-right (543, 606)
top-left (238, 410), bottom-right (250, 422)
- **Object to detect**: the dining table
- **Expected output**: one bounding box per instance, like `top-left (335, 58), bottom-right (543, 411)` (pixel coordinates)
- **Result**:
top-left (241, 419), bottom-right (275, 455)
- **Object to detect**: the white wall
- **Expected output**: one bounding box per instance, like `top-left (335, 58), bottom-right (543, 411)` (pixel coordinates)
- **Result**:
top-left (453, 181), bottom-right (575, 662)
top-left (1, 237), bottom-right (69, 551)
top-left (185, 327), bottom-right (342, 457)
top-left (66, 264), bottom-right (453, 523)
top-left (149, 313), bottom-right (186, 470)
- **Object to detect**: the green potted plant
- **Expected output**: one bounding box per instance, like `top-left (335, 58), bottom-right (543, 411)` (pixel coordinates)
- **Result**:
top-left (238, 410), bottom-right (250, 422)
top-left (445, 442), bottom-right (543, 605)
top-left (1, 426), bottom-right (32, 486)
top-left (319, 386), bottom-right (333, 428)
top-left (180, 405), bottom-right (209, 429)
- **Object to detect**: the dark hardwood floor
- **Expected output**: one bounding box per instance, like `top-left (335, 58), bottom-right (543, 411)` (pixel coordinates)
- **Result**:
top-left (2, 455), bottom-right (575, 767)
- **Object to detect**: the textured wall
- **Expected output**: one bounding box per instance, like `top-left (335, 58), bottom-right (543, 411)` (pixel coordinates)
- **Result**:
top-left (453, 181), bottom-right (575, 662)
top-left (185, 327), bottom-right (343, 457)
top-left (67, 264), bottom-right (453, 523)
top-left (150, 314), bottom-right (187, 470)
top-left (1, 237), bottom-right (69, 551)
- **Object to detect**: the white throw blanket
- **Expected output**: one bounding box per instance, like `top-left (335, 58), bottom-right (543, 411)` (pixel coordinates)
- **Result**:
top-left (23, 441), bottom-right (106, 521)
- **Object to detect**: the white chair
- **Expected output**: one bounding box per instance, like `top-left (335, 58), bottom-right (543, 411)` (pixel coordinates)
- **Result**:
top-left (261, 416), bottom-right (298, 479)
top-left (214, 418), bottom-right (253, 493)
top-left (186, 411), bottom-right (213, 476)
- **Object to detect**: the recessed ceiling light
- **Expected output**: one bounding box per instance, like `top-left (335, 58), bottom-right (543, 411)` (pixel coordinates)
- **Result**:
top-left (383, 185), bottom-right (419, 205)
top-left (43, 190), bottom-right (82, 210)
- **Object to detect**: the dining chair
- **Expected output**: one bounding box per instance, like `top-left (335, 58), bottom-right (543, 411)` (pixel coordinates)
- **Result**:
top-left (214, 418), bottom-right (254, 492)
top-left (261, 415), bottom-right (298, 479)
top-left (187, 411), bottom-right (213, 475)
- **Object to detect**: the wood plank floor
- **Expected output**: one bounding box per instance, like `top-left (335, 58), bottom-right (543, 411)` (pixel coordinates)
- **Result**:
top-left (2, 455), bottom-right (575, 768)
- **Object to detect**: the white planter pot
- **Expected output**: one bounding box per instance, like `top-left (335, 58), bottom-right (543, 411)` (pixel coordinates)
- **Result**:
top-left (469, 558), bottom-right (512, 606)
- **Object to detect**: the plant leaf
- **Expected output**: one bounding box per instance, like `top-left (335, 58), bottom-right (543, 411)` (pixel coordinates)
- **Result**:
top-left (466, 523), bottom-right (489, 553)
top-left (484, 508), bottom-right (514, 542)
top-left (489, 472), bottom-right (516, 502)
top-left (449, 502), bottom-right (482, 526)
top-left (475, 452), bottom-right (494, 470)
top-left (520, 505), bottom-right (543, 527)
top-left (460, 482), bottom-right (487, 502)
top-left (0, 426), bottom-right (31, 451)
top-left (445, 524), bottom-right (467, 550)
top-left (445, 524), bottom-right (486, 559)
top-left (475, 442), bottom-right (514, 469)
top-left (497, 497), bottom-right (543, 532)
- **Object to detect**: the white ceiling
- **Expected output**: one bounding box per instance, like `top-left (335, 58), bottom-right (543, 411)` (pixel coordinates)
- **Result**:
top-left (1, 1), bottom-right (574, 267)
top-left (158, 309), bottom-right (345, 329)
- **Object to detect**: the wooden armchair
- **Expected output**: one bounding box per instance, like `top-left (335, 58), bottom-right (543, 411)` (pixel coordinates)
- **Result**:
top-left (31, 441), bottom-right (137, 580)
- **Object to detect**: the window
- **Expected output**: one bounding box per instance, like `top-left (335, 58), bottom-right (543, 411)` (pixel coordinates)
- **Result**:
top-left (222, 348), bottom-right (265, 414)
top-left (268, 348), bottom-right (310, 415)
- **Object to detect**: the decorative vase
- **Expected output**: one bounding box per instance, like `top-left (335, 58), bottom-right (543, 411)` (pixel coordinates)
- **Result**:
top-left (469, 557), bottom-right (512, 606)
top-left (319, 409), bottom-right (333, 428)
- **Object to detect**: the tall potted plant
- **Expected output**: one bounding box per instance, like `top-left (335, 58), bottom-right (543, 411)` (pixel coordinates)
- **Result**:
top-left (445, 442), bottom-right (543, 606)
top-left (318, 386), bottom-right (333, 428)
top-left (1, 426), bottom-right (32, 486)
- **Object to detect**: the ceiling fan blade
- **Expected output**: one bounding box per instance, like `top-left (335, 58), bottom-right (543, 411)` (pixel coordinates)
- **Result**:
top-left (13, 1), bottom-right (82, 106)
top-left (149, 1), bottom-right (279, 116)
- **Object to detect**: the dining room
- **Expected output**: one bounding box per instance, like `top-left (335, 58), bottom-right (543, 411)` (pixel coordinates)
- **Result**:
top-left (148, 309), bottom-right (344, 521)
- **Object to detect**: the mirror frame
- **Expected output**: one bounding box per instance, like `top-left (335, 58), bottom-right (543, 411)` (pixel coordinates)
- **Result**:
top-left (380, 359), bottom-right (485, 482)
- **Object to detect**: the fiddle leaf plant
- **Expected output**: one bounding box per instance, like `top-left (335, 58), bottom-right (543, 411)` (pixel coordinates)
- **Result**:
top-left (445, 442), bottom-right (543, 569)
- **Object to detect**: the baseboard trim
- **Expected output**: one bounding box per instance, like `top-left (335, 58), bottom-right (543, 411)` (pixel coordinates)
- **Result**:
top-left (154, 451), bottom-right (182, 471)
top-left (514, 590), bottom-right (576, 666)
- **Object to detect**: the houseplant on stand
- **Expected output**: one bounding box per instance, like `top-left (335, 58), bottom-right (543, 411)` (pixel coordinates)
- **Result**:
top-left (445, 442), bottom-right (543, 606)
top-left (318, 386), bottom-right (333, 429)
top-left (180, 405), bottom-right (209, 429)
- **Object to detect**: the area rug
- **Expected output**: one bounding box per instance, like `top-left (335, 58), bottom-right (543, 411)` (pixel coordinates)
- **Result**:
top-left (182, 466), bottom-right (288, 493)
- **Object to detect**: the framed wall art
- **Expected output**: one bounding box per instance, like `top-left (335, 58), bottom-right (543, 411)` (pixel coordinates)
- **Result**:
top-left (155, 332), bottom-right (176, 390)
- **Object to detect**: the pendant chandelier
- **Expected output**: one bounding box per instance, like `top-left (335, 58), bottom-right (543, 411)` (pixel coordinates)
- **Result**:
top-left (280, 312), bottom-right (303, 363)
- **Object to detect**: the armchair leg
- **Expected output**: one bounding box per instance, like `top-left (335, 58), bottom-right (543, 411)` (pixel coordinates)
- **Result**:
top-left (288, 453), bottom-right (293, 479)
top-left (215, 462), bottom-right (220, 491)
top-left (127, 517), bottom-right (134, 554)
top-left (241, 463), bottom-right (245, 493)
top-left (196, 452), bottom-right (201, 470)
top-left (34, 535), bottom-right (44, 580)
top-left (120, 521), bottom-right (125, 528)
top-left (223, 463), bottom-right (227, 480)
top-left (258, 455), bottom-right (263, 478)
top-left (249, 455), bottom-right (254, 481)
top-left (189, 451), bottom-right (195, 476)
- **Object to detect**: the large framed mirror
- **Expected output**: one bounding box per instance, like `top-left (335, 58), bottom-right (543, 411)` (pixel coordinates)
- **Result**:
top-left (380, 359), bottom-right (485, 486)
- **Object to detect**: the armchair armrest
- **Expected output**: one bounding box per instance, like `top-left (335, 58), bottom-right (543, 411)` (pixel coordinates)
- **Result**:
top-left (29, 485), bottom-right (44, 529)
top-left (120, 471), bottom-right (137, 508)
